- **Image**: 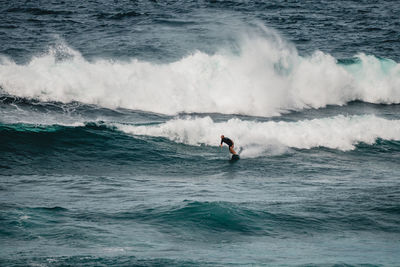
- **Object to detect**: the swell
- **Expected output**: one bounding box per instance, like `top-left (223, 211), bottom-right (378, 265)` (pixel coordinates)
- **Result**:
top-left (0, 122), bottom-right (219, 176)
top-left (5, 200), bottom-right (397, 240)
top-left (1, 118), bottom-right (399, 179)
top-left (1, 115), bottom-right (400, 165)
top-left (0, 122), bottom-right (134, 174)
top-left (125, 200), bottom-right (400, 234)
top-left (114, 115), bottom-right (400, 155)
top-left (0, 28), bottom-right (399, 116)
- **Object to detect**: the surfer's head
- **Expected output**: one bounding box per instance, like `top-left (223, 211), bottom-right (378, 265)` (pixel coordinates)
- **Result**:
top-left (221, 135), bottom-right (224, 139)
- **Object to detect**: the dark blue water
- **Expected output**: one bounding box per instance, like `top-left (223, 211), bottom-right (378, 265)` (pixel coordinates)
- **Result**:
top-left (1, 1), bottom-right (400, 266)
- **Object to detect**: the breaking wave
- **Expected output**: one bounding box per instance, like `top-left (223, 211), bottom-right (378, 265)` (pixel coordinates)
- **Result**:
top-left (0, 28), bottom-right (399, 116)
top-left (114, 115), bottom-right (400, 156)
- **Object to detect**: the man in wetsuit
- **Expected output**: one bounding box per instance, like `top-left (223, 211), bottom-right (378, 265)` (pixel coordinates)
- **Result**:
top-left (220, 135), bottom-right (237, 155)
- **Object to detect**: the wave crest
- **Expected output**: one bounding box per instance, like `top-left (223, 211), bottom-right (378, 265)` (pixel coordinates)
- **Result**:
top-left (1, 29), bottom-right (399, 116)
top-left (114, 115), bottom-right (400, 156)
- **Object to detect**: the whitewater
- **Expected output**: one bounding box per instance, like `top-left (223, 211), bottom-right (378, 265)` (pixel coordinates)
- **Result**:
top-left (113, 115), bottom-right (400, 154)
top-left (1, 30), bottom-right (400, 117)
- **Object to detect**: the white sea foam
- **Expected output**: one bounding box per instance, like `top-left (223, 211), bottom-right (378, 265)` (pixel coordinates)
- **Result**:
top-left (20, 215), bottom-right (30, 220)
top-left (0, 29), bottom-right (399, 116)
top-left (114, 115), bottom-right (400, 156)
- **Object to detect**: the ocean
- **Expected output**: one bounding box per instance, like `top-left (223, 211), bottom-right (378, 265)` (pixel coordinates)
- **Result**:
top-left (1, 1), bottom-right (400, 266)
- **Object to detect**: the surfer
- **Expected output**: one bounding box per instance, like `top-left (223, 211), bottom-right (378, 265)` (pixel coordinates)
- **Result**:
top-left (220, 135), bottom-right (237, 155)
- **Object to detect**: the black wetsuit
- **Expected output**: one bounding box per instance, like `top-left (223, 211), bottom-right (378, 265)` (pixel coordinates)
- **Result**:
top-left (221, 137), bottom-right (233, 147)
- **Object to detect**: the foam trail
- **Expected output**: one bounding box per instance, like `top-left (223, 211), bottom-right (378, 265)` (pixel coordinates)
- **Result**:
top-left (0, 29), bottom-right (400, 116)
top-left (115, 115), bottom-right (400, 156)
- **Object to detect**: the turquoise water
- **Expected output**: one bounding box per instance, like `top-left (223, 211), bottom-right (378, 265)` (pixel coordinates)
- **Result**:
top-left (1, 1), bottom-right (400, 266)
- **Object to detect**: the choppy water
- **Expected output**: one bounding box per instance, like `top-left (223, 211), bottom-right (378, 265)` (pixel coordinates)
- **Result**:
top-left (1, 1), bottom-right (400, 266)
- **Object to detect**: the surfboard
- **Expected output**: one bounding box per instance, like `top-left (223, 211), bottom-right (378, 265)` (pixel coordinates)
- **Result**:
top-left (231, 154), bottom-right (240, 160)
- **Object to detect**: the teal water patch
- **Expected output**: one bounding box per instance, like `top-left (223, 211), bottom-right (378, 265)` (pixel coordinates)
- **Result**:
top-left (339, 54), bottom-right (399, 81)
top-left (0, 123), bottom-right (67, 133)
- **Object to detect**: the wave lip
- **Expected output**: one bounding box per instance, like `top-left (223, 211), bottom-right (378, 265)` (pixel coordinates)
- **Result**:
top-left (114, 115), bottom-right (400, 156)
top-left (0, 29), bottom-right (399, 117)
